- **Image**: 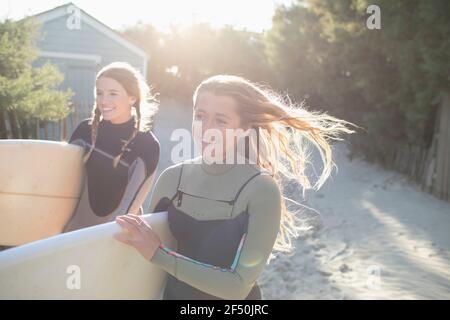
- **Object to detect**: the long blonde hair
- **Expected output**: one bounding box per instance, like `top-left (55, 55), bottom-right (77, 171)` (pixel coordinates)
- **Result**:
top-left (84, 62), bottom-right (158, 168)
top-left (193, 75), bottom-right (357, 261)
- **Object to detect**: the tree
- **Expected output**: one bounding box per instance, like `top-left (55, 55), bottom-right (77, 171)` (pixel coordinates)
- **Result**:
top-left (266, 0), bottom-right (450, 163)
top-left (122, 23), bottom-right (275, 100)
top-left (0, 18), bottom-right (72, 139)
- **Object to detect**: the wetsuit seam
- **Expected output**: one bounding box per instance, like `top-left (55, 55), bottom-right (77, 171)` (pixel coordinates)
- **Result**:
top-left (159, 244), bottom-right (241, 273)
top-left (125, 158), bottom-right (151, 213)
top-left (126, 178), bottom-right (147, 213)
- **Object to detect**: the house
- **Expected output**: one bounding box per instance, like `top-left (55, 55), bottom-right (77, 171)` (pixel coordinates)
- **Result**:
top-left (31, 2), bottom-right (147, 137)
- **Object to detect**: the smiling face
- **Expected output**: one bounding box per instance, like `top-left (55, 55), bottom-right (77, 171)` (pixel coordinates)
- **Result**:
top-left (96, 76), bottom-right (136, 124)
top-left (193, 91), bottom-right (250, 163)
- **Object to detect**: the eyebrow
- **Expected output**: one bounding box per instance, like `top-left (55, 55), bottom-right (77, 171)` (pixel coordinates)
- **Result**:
top-left (216, 113), bottom-right (231, 120)
top-left (194, 107), bottom-right (231, 120)
top-left (96, 89), bottom-right (120, 93)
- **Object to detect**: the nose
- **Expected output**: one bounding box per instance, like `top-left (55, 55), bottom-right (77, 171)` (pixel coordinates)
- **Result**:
top-left (202, 121), bottom-right (221, 142)
top-left (97, 94), bottom-right (112, 106)
top-left (97, 96), bottom-right (106, 106)
top-left (201, 121), bottom-right (211, 136)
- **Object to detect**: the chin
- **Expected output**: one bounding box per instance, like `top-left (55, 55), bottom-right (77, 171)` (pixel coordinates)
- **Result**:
top-left (101, 112), bottom-right (117, 121)
top-left (202, 152), bottom-right (226, 164)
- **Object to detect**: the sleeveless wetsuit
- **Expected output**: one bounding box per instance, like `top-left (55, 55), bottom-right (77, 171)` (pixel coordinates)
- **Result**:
top-left (148, 157), bottom-right (281, 300)
top-left (64, 116), bottom-right (160, 232)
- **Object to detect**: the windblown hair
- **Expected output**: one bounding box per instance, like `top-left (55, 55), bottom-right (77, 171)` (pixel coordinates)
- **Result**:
top-left (84, 62), bottom-right (158, 168)
top-left (193, 75), bottom-right (357, 262)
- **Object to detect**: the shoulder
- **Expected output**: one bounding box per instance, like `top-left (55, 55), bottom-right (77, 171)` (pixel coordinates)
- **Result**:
top-left (130, 130), bottom-right (161, 175)
top-left (134, 130), bottom-right (160, 150)
top-left (243, 173), bottom-right (282, 221)
top-left (69, 118), bottom-right (92, 143)
top-left (75, 118), bottom-right (92, 132)
top-left (162, 156), bottom-right (201, 172)
top-left (157, 156), bottom-right (200, 183)
top-left (158, 159), bottom-right (186, 180)
top-left (246, 171), bottom-right (281, 201)
top-left (152, 162), bottom-right (184, 194)
top-left (131, 130), bottom-right (160, 155)
top-left (78, 118), bottom-right (92, 127)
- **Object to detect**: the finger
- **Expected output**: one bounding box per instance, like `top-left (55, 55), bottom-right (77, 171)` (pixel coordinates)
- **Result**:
top-left (113, 233), bottom-right (136, 246)
top-left (123, 214), bottom-right (141, 224)
top-left (121, 215), bottom-right (148, 229)
top-left (116, 217), bottom-right (140, 234)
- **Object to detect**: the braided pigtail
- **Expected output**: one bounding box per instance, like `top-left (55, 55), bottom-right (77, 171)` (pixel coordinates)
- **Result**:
top-left (112, 103), bottom-right (141, 168)
top-left (83, 107), bottom-right (101, 163)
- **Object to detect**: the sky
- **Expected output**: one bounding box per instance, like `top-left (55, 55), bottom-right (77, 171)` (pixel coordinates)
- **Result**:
top-left (0, 0), bottom-right (296, 32)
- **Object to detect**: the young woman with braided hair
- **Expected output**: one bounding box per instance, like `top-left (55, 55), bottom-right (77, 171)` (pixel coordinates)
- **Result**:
top-left (64, 62), bottom-right (160, 232)
top-left (114, 75), bottom-right (357, 300)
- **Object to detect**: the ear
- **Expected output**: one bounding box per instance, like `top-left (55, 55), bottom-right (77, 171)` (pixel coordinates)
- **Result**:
top-left (129, 96), bottom-right (137, 107)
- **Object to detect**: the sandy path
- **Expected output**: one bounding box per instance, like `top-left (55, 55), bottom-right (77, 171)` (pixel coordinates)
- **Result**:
top-left (259, 143), bottom-right (450, 299)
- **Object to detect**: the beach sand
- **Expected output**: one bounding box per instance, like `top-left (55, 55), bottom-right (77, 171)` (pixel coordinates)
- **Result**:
top-left (259, 143), bottom-right (450, 299)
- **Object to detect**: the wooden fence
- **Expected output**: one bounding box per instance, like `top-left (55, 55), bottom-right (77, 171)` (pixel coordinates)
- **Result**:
top-left (387, 92), bottom-right (450, 202)
top-left (1, 102), bottom-right (92, 141)
top-left (421, 92), bottom-right (450, 201)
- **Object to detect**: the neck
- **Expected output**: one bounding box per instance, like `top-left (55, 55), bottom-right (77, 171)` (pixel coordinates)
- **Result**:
top-left (109, 113), bottom-right (133, 125)
top-left (200, 159), bottom-right (238, 175)
top-left (103, 115), bottom-right (135, 127)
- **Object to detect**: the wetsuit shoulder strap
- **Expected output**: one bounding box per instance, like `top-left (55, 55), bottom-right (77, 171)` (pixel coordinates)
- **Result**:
top-left (169, 163), bottom-right (184, 204)
top-left (229, 170), bottom-right (269, 206)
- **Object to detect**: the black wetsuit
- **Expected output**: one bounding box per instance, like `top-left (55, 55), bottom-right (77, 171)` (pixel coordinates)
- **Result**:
top-left (65, 116), bottom-right (160, 232)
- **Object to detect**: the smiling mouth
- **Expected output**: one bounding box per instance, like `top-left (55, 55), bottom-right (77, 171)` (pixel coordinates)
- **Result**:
top-left (102, 107), bottom-right (116, 113)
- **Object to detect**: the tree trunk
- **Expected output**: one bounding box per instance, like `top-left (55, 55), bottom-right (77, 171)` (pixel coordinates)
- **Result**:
top-left (19, 117), bottom-right (30, 139)
top-left (60, 118), bottom-right (67, 141)
top-left (0, 110), bottom-right (8, 139)
top-left (44, 122), bottom-right (48, 140)
top-left (7, 110), bottom-right (21, 139)
top-left (35, 119), bottom-right (40, 139)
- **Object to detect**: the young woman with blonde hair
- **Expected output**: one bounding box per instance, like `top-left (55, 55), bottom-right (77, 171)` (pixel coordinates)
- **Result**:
top-left (65, 62), bottom-right (160, 232)
top-left (115, 75), bottom-right (355, 300)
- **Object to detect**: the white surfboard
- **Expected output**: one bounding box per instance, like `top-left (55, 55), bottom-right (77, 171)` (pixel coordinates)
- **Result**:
top-left (0, 212), bottom-right (175, 299)
top-left (0, 139), bottom-right (85, 246)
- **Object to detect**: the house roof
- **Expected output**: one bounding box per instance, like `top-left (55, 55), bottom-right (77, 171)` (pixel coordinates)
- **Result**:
top-left (33, 2), bottom-right (147, 61)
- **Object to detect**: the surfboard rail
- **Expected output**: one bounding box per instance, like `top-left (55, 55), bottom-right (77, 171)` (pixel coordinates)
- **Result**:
top-left (0, 212), bottom-right (175, 300)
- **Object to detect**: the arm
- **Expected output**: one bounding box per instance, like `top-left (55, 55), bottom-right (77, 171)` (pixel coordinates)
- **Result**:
top-left (150, 174), bottom-right (282, 300)
top-left (113, 136), bottom-right (160, 216)
top-left (127, 171), bottom-right (156, 215)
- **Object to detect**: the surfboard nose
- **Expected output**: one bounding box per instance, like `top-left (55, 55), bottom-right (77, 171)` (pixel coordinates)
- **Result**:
top-left (0, 140), bottom-right (86, 246)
